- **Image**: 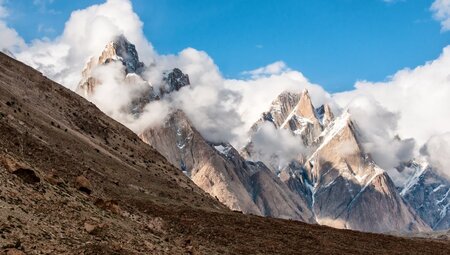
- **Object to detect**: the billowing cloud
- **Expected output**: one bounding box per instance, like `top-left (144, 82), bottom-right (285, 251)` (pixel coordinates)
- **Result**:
top-left (247, 122), bottom-right (306, 171)
top-left (16, 0), bottom-right (155, 90)
top-left (335, 45), bottom-right (450, 180)
top-left (431, 0), bottom-right (450, 31)
top-left (346, 96), bottom-right (415, 171)
top-left (9, 0), bottom-right (330, 150)
top-left (3, 0), bottom-right (450, 182)
top-left (422, 133), bottom-right (450, 179)
top-left (0, 0), bottom-right (26, 52)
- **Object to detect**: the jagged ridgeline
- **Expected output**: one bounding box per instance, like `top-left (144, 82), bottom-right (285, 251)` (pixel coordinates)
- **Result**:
top-left (75, 35), bottom-right (449, 233)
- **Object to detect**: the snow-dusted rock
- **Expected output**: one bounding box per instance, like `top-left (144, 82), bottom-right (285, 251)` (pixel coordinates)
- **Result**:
top-left (398, 161), bottom-right (450, 230)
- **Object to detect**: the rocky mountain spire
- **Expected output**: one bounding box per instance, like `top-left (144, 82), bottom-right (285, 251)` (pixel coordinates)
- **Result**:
top-left (77, 34), bottom-right (145, 97)
top-left (296, 89), bottom-right (320, 124)
top-left (98, 34), bottom-right (144, 74)
top-left (243, 89), bottom-right (327, 171)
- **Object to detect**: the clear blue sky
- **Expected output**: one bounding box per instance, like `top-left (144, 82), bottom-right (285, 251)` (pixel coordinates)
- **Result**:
top-left (4, 0), bottom-right (450, 92)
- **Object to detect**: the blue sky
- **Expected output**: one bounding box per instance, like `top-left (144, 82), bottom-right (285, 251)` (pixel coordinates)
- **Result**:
top-left (4, 0), bottom-right (450, 92)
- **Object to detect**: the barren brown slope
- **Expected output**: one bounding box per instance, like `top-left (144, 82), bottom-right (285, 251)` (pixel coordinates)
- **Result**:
top-left (0, 52), bottom-right (449, 255)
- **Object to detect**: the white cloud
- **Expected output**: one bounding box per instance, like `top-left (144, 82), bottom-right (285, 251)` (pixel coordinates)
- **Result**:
top-left (335, 46), bottom-right (450, 180)
top-left (247, 122), bottom-right (306, 171)
top-left (345, 96), bottom-right (415, 172)
top-left (0, 0), bottom-right (8, 18)
top-left (422, 133), bottom-right (450, 179)
top-left (431, 0), bottom-right (450, 31)
top-left (0, 22), bottom-right (26, 52)
top-left (0, 0), bottom-right (26, 52)
top-left (242, 61), bottom-right (289, 79)
top-left (16, 0), bottom-right (155, 90)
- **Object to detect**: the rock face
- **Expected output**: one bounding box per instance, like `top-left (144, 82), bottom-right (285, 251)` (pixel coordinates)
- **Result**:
top-left (316, 103), bottom-right (334, 127)
top-left (398, 161), bottom-right (450, 230)
top-left (245, 90), bottom-right (430, 233)
top-left (160, 68), bottom-right (190, 95)
top-left (139, 110), bottom-right (315, 223)
top-left (302, 113), bottom-right (428, 232)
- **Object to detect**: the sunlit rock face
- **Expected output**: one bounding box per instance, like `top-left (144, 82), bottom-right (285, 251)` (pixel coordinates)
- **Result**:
top-left (139, 110), bottom-right (316, 223)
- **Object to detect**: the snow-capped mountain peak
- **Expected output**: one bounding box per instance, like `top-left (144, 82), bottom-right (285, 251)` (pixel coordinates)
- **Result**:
top-left (98, 34), bottom-right (145, 74)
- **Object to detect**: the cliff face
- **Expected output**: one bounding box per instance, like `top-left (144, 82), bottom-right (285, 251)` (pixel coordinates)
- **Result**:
top-left (139, 111), bottom-right (316, 223)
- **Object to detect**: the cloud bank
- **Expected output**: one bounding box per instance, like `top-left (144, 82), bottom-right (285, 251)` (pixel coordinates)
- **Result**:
top-left (1, 0), bottom-right (450, 181)
top-left (16, 0), bottom-right (154, 90)
top-left (7, 0), bottom-right (329, 150)
top-left (334, 45), bottom-right (450, 180)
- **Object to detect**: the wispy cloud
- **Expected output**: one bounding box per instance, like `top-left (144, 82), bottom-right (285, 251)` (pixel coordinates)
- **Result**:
top-left (242, 61), bottom-right (290, 79)
top-left (37, 24), bottom-right (56, 35)
top-left (431, 0), bottom-right (450, 31)
top-left (33, 0), bottom-right (59, 14)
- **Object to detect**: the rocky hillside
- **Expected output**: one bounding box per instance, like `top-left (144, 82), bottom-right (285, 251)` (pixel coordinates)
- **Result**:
top-left (2, 52), bottom-right (450, 254)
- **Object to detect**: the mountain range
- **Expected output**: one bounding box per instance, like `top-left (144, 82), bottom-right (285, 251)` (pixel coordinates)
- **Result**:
top-left (74, 35), bottom-right (449, 234)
